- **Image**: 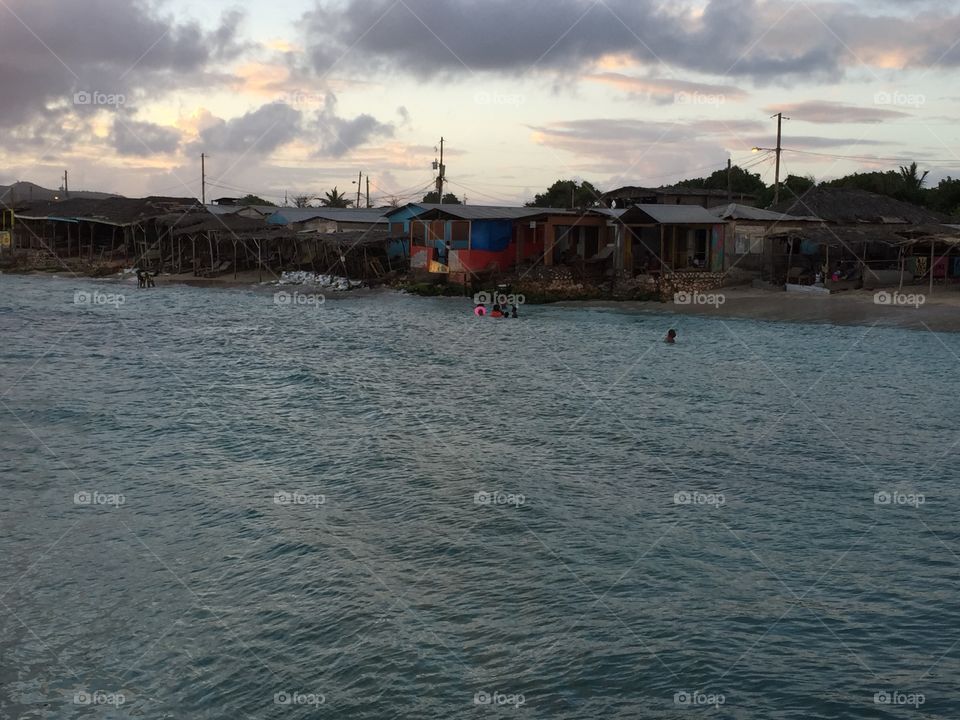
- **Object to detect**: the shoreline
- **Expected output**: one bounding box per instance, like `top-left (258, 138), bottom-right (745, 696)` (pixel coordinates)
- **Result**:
top-left (7, 268), bottom-right (960, 333)
top-left (552, 286), bottom-right (960, 333)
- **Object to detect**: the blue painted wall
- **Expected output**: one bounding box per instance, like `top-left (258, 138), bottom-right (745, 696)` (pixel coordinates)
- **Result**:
top-left (470, 220), bottom-right (513, 251)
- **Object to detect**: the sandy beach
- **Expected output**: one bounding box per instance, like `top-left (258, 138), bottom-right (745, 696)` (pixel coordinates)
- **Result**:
top-left (556, 286), bottom-right (960, 333)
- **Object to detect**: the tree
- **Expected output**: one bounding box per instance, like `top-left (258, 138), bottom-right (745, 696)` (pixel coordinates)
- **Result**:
top-left (898, 162), bottom-right (929, 204)
top-left (676, 165), bottom-right (767, 197)
top-left (782, 174), bottom-right (815, 196)
top-left (526, 179), bottom-right (601, 208)
top-left (292, 194), bottom-right (314, 208)
top-left (422, 191), bottom-right (462, 204)
top-left (319, 187), bottom-right (353, 207)
top-left (237, 194), bottom-right (276, 206)
top-left (928, 176), bottom-right (960, 216)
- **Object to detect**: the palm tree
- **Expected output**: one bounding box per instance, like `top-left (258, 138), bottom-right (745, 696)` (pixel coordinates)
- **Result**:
top-left (319, 187), bottom-right (353, 208)
top-left (899, 162), bottom-right (929, 192)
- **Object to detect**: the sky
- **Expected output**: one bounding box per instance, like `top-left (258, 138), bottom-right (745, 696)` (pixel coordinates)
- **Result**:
top-left (1, 0), bottom-right (959, 206)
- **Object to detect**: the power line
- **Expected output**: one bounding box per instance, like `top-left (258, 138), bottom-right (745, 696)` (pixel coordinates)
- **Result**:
top-left (783, 148), bottom-right (960, 167)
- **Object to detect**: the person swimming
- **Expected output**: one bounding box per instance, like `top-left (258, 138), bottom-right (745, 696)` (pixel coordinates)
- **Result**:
top-left (510, 304), bottom-right (518, 318)
top-left (490, 304), bottom-right (504, 318)
top-left (665, 329), bottom-right (677, 344)
top-left (474, 303), bottom-right (487, 316)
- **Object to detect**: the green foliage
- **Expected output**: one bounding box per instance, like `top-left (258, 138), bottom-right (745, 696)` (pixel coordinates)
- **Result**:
top-left (421, 191), bottom-right (462, 204)
top-left (237, 194), bottom-right (276, 206)
top-left (675, 165), bottom-right (767, 196)
top-left (820, 162), bottom-right (932, 205)
top-left (927, 176), bottom-right (960, 216)
top-left (526, 179), bottom-right (602, 208)
top-left (319, 187), bottom-right (353, 207)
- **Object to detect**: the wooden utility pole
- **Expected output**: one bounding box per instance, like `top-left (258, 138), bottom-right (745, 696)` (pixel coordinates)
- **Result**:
top-left (63, 170), bottom-right (69, 198)
top-left (366, 176), bottom-right (370, 208)
top-left (356, 170), bottom-right (362, 207)
top-left (201, 153), bottom-right (206, 205)
top-left (772, 112), bottom-right (789, 205)
top-left (437, 137), bottom-right (445, 204)
top-left (726, 158), bottom-right (731, 202)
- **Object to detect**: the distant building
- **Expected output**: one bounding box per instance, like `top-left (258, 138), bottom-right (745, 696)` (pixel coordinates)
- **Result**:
top-left (601, 185), bottom-right (757, 209)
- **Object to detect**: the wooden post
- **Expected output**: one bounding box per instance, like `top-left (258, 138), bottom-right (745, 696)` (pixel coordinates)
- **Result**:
top-left (929, 239), bottom-right (934, 295)
top-left (233, 240), bottom-right (237, 279)
top-left (257, 239), bottom-right (262, 282)
top-left (785, 237), bottom-right (794, 287)
top-left (898, 248), bottom-right (905, 291)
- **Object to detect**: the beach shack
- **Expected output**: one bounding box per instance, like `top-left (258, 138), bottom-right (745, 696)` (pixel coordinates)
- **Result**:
top-left (11, 196), bottom-right (201, 267)
top-left (709, 203), bottom-right (819, 275)
top-left (600, 185), bottom-right (757, 209)
top-left (385, 203), bottom-right (576, 283)
top-left (265, 207), bottom-right (388, 233)
top-left (767, 188), bottom-right (955, 289)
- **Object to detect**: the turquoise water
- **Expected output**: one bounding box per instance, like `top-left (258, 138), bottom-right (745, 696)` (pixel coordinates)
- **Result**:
top-left (1, 273), bottom-right (958, 719)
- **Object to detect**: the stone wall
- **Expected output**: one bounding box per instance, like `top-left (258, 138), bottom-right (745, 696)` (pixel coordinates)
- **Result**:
top-left (659, 271), bottom-right (725, 300)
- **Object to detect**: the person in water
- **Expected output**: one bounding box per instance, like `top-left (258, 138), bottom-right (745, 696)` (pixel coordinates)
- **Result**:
top-left (665, 329), bottom-right (677, 344)
top-left (490, 304), bottom-right (504, 318)
top-left (474, 303), bottom-right (487, 316)
top-left (510, 304), bottom-right (518, 318)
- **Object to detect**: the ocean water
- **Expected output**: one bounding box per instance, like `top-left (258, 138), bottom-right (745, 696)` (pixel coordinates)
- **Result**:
top-left (1, 273), bottom-right (958, 719)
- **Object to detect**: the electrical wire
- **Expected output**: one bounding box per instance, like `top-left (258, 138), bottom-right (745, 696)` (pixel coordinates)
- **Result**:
top-left (783, 148), bottom-right (959, 167)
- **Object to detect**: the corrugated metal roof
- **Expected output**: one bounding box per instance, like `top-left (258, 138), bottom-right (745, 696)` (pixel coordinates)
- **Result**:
top-left (626, 204), bottom-right (720, 224)
top-left (267, 207), bottom-right (389, 225)
top-left (709, 203), bottom-right (820, 222)
top-left (386, 203), bottom-right (574, 221)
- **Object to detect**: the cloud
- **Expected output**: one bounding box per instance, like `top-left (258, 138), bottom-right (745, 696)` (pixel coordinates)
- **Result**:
top-left (765, 101), bottom-right (911, 123)
top-left (0, 0), bottom-right (247, 128)
top-left (189, 102), bottom-right (304, 156)
top-left (111, 117), bottom-right (182, 156)
top-left (303, 0), bottom-right (960, 83)
top-left (585, 72), bottom-right (748, 104)
top-left (307, 93), bottom-right (395, 157)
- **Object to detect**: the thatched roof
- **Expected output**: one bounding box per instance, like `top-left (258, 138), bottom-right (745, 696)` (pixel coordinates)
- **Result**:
top-left (768, 223), bottom-right (960, 248)
top-left (769, 188), bottom-right (946, 224)
top-left (15, 196), bottom-right (201, 225)
top-left (171, 213), bottom-right (293, 237)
